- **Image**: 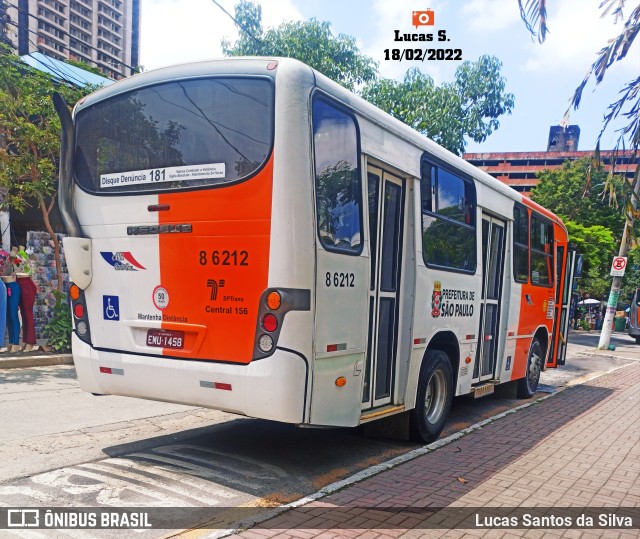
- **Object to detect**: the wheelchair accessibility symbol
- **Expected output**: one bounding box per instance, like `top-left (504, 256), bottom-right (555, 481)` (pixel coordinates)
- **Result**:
top-left (103, 295), bottom-right (120, 321)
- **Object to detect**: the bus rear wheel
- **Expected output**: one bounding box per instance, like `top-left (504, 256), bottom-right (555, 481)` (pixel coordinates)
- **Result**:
top-left (517, 337), bottom-right (543, 398)
top-left (409, 350), bottom-right (453, 444)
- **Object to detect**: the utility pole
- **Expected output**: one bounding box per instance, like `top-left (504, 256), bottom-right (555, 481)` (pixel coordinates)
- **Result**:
top-left (598, 171), bottom-right (639, 349)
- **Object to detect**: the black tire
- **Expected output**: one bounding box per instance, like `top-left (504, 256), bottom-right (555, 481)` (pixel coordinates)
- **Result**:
top-left (635, 336), bottom-right (640, 345)
top-left (517, 337), bottom-right (544, 398)
top-left (409, 350), bottom-right (453, 443)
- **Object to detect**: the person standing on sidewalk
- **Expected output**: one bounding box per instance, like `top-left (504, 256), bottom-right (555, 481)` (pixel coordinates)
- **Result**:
top-left (0, 278), bottom-right (6, 350)
top-left (16, 273), bottom-right (37, 352)
top-left (1, 252), bottom-right (21, 353)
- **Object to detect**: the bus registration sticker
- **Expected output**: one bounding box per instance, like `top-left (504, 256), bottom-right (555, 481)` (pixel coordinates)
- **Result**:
top-left (146, 329), bottom-right (185, 350)
top-left (99, 163), bottom-right (226, 188)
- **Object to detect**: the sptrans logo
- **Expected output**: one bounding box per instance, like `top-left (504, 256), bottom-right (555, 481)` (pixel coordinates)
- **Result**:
top-left (100, 251), bottom-right (146, 271)
top-left (413, 9), bottom-right (434, 28)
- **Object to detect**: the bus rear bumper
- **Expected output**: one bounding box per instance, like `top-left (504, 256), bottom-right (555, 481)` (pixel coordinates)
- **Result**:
top-left (71, 334), bottom-right (308, 424)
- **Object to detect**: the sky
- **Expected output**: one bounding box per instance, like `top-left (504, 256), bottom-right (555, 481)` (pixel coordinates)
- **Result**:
top-left (139, 0), bottom-right (640, 153)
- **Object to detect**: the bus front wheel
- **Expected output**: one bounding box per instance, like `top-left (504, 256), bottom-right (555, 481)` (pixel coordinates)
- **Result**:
top-left (409, 350), bottom-right (453, 444)
top-left (517, 337), bottom-right (543, 398)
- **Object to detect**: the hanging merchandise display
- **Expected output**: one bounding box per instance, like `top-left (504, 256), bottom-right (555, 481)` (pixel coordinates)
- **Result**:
top-left (26, 231), bottom-right (70, 341)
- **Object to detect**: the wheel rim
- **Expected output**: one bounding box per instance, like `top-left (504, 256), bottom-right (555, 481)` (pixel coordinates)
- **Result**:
top-left (424, 369), bottom-right (447, 424)
top-left (527, 343), bottom-right (542, 391)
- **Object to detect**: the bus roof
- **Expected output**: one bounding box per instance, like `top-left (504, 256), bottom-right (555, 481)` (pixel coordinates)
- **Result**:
top-left (72, 56), bottom-right (566, 232)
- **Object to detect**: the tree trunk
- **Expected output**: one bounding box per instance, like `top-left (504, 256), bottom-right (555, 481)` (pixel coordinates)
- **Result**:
top-left (39, 197), bottom-right (63, 294)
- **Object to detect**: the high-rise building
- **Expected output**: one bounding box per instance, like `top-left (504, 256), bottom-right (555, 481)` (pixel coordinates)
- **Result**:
top-left (6, 0), bottom-right (140, 80)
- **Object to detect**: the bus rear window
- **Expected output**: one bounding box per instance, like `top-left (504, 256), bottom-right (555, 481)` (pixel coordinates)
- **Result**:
top-left (74, 77), bottom-right (273, 193)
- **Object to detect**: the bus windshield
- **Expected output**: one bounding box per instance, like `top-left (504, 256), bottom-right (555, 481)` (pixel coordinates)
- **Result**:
top-left (74, 77), bottom-right (274, 194)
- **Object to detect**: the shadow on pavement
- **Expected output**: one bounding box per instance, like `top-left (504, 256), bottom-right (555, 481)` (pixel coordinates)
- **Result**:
top-left (0, 363), bottom-right (77, 385)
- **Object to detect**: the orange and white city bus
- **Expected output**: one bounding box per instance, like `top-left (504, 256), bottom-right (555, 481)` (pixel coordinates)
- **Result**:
top-left (54, 58), bottom-right (575, 443)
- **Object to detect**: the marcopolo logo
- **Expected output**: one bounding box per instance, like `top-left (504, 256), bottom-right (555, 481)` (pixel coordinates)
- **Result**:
top-left (100, 252), bottom-right (146, 271)
top-left (412, 9), bottom-right (434, 28)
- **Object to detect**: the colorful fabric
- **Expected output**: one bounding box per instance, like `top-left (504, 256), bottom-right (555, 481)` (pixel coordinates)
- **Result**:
top-left (6, 281), bottom-right (21, 345)
top-left (0, 281), bottom-right (6, 348)
top-left (17, 276), bottom-right (37, 345)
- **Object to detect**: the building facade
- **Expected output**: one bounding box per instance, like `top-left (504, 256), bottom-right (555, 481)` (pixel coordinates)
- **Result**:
top-left (6, 0), bottom-right (140, 79)
top-left (464, 127), bottom-right (637, 195)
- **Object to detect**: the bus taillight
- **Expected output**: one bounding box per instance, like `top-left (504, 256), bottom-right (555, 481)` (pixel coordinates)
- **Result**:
top-left (70, 284), bottom-right (81, 301)
top-left (262, 313), bottom-right (278, 332)
top-left (258, 334), bottom-right (274, 353)
top-left (252, 288), bottom-right (311, 360)
top-left (266, 291), bottom-right (281, 310)
top-left (73, 303), bottom-right (84, 318)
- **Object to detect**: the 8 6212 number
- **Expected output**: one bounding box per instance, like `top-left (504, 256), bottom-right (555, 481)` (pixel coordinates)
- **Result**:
top-left (325, 272), bottom-right (355, 287)
top-left (199, 250), bottom-right (249, 266)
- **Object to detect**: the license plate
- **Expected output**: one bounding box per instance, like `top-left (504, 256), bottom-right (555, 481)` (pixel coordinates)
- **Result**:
top-left (146, 329), bottom-right (185, 350)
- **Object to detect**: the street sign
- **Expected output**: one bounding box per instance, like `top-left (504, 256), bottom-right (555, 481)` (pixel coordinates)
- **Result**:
top-left (610, 256), bottom-right (627, 277)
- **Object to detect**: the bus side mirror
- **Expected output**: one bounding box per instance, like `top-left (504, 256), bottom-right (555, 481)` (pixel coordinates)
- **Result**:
top-left (636, 288), bottom-right (640, 306)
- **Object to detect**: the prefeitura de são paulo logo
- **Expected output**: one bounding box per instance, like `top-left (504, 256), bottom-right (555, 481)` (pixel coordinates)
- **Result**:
top-left (431, 281), bottom-right (442, 318)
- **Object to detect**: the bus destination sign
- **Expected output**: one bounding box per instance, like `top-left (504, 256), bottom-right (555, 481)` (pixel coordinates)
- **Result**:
top-left (100, 163), bottom-right (226, 189)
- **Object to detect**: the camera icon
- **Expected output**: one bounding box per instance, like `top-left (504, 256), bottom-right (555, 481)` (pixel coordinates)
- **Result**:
top-left (412, 9), bottom-right (434, 28)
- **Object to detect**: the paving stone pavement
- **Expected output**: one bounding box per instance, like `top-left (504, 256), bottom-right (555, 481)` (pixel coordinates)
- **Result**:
top-left (228, 363), bottom-right (640, 538)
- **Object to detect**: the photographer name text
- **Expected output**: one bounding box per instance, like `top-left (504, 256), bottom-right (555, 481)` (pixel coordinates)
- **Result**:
top-left (476, 513), bottom-right (634, 528)
top-left (385, 28), bottom-right (462, 62)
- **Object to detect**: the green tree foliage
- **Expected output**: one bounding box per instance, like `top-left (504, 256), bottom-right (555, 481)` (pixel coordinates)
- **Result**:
top-left (362, 57), bottom-right (515, 155)
top-left (531, 158), bottom-right (639, 298)
top-left (222, 1), bottom-right (378, 91)
top-left (43, 290), bottom-right (72, 352)
top-left (222, 1), bottom-right (514, 155)
top-left (0, 44), bottom-right (92, 291)
top-left (530, 159), bottom-right (627, 239)
top-left (564, 221), bottom-right (616, 299)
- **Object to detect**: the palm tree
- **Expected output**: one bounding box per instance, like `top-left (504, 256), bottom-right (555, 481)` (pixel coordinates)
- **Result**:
top-left (518, 0), bottom-right (639, 153)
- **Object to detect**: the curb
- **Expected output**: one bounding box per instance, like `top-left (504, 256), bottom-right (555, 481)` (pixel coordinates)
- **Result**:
top-left (0, 354), bottom-right (73, 369)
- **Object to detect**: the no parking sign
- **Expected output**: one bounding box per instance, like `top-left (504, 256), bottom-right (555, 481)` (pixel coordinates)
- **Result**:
top-left (610, 256), bottom-right (627, 277)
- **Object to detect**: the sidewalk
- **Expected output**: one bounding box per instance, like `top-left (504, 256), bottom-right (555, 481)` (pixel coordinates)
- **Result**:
top-left (0, 350), bottom-right (72, 369)
top-left (230, 363), bottom-right (640, 538)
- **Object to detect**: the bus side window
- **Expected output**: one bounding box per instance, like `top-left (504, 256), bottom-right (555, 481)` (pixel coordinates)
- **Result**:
top-left (530, 215), bottom-right (554, 287)
top-left (421, 158), bottom-right (476, 273)
top-left (312, 96), bottom-right (363, 254)
top-left (513, 206), bottom-right (529, 283)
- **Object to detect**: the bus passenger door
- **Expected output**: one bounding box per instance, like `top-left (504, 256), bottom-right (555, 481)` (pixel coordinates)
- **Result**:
top-left (362, 166), bottom-right (404, 409)
top-left (549, 247), bottom-right (576, 366)
top-left (473, 216), bottom-right (506, 382)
